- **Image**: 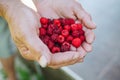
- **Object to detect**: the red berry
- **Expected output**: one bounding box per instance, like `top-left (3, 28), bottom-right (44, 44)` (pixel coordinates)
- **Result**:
top-left (77, 23), bottom-right (82, 30)
top-left (42, 36), bottom-right (50, 45)
top-left (72, 38), bottom-right (81, 48)
top-left (48, 40), bottom-right (54, 49)
top-left (53, 19), bottom-right (61, 26)
top-left (39, 27), bottom-right (46, 36)
top-left (80, 35), bottom-right (85, 42)
top-left (40, 17), bottom-right (48, 25)
top-left (61, 42), bottom-right (70, 52)
top-left (64, 18), bottom-right (75, 25)
top-left (62, 29), bottom-right (69, 37)
top-left (66, 35), bottom-right (73, 43)
top-left (47, 24), bottom-right (55, 35)
top-left (71, 24), bottom-right (78, 31)
top-left (57, 35), bottom-right (65, 43)
top-left (79, 30), bottom-right (85, 35)
top-left (68, 18), bottom-right (75, 25)
top-left (52, 46), bottom-right (60, 53)
top-left (72, 30), bottom-right (80, 37)
top-left (53, 26), bottom-right (63, 34)
top-left (64, 25), bottom-right (71, 31)
top-left (42, 24), bottom-right (48, 29)
top-left (51, 34), bottom-right (58, 42)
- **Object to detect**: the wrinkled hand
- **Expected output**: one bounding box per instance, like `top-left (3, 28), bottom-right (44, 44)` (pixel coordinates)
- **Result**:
top-left (33, 0), bottom-right (96, 68)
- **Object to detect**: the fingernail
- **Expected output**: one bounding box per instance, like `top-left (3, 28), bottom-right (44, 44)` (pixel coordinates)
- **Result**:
top-left (38, 56), bottom-right (47, 68)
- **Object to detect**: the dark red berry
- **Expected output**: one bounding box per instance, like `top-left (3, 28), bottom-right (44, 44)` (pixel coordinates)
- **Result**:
top-left (72, 30), bottom-right (80, 37)
top-left (42, 36), bottom-right (50, 45)
top-left (42, 24), bottom-right (48, 29)
top-left (51, 34), bottom-right (58, 42)
top-left (80, 35), bottom-right (85, 42)
top-left (62, 29), bottom-right (69, 37)
top-left (39, 27), bottom-right (46, 36)
top-left (72, 38), bottom-right (81, 48)
top-left (71, 24), bottom-right (78, 31)
top-left (53, 26), bottom-right (63, 34)
top-left (40, 17), bottom-right (48, 25)
top-left (61, 42), bottom-right (70, 52)
top-left (79, 30), bottom-right (85, 35)
top-left (57, 35), bottom-right (65, 43)
top-left (52, 46), bottom-right (60, 53)
top-left (47, 24), bottom-right (55, 35)
top-left (53, 19), bottom-right (61, 26)
top-left (48, 40), bottom-right (54, 49)
top-left (77, 23), bottom-right (82, 30)
top-left (66, 35), bottom-right (73, 43)
top-left (64, 25), bottom-right (71, 31)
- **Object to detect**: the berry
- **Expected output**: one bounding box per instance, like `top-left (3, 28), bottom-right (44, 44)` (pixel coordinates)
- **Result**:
top-left (42, 24), bottom-right (48, 29)
top-left (39, 27), bottom-right (46, 36)
top-left (77, 23), bottom-right (82, 30)
top-left (48, 40), bottom-right (54, 49)
top-left (71, 24), bottom-right (78, 31)
top-left (51, 34), bottom-right (58, 42)
top-left (64, 25), bottom-right (71, 31)
top-left (72, 30), bottom-right (80, 37)
top-left (52, 46), bottom-right (60, 53)
top-left (57, 35), bottom-right (65, 43)
top-left (64, 18), bottom-right (75, 25)
top-left (47, 24), bottom-right (55, 35)
top-left (42, 36), bottom-right (50, 45)
top-left (80, 35), bottom-right (85, 42)
top-left (61, 42), bottom-right (70, 52)
top-left (79, 30), bottom-right (85, 35)
top-left (53, 19), bottom-right (61, 26)
top-left (62, 29), bottom-right (69, 37)
top-left (66, 35), bottom-right (73, 43)
top-left (53, 26), bottom-right (63, 34)
top-left (72, 38), bottom-right (81, 48)
top-left (40, 17), bottom-right (48, 25)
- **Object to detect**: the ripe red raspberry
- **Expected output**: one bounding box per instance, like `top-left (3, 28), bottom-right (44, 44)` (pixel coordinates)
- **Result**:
top-left (52, 46), bottom-right (60, 53)
top-left (42, 24), bottom-right (48, 29)
top-left (61, 42), bottom-right (70, 52)
top-left (51, 34), bottom-right (58, 42)
top-left (64, 25), bottom-right (71, 31)
top-left (48, 40), bottom-right (54, 49)
top-left (80, 35), bottom-right (85, 42)
top-left (39, 27), bottom-right (46, 36)
top-left (72, 30), bottom-right (80, 37)
top-left (40, 17), bottom-right (48, 25)
top-left (47, 24), bottom-right (55, 35)
top-left (66, 35), bottom-right (73, 43)
top-left (53, 26), bottom-right (63, 34)
top-left (57, 35), bottom-right (65, 43)
top-left (72, 38), bottom-right (82, 48)
top-left (79, 30), bottom-right (85, 35)
top-left (77, 23), bottom-right (83, 30)
top-left (71, 24), bottom-right (78, 31)
top-left (42, 36), bottom-right (50, 45)
top-left (53, 19), bottom-right (61, 26)
top-left (64, 18), bottom-right (75, 25)
top-left (62, 29), bottom-right (69, 37)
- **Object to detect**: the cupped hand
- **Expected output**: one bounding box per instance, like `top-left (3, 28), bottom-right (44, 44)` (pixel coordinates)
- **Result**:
top-left (33, 0), bottom-right (96, 68)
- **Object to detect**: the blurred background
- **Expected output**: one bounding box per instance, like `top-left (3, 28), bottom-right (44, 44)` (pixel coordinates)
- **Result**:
top-left (68, 0), bottom-right (120, 80)
top-left (0, 0), bottom-right (120, 80)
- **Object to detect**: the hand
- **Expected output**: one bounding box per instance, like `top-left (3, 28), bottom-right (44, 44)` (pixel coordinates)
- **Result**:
top-left (4, 1), bottom-right (52, 67)
top-left (33, 0), bottom-right (96, 68)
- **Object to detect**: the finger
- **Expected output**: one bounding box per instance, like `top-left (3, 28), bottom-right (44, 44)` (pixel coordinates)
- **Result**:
top-left (82, 42), bottom-right (92, 52)
top-left (84, 28), bottom-right (95, 44)
top-left (39, 8), bottom-right (59, 19)
top-left (73, 6), bottom-right (96, 29)
top-left (77, 47), bottom-right (87, 58)
top-left (48, 51), bottom-right (81, 66)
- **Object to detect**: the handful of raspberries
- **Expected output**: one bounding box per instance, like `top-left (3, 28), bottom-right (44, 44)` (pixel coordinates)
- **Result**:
top-left (39, 17), bottom-right (85, 54)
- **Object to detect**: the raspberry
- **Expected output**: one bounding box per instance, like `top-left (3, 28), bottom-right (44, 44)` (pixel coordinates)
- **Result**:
top-left (42, 36), bottom-right (50, 45)
top-left (72, 38), bottom-right (81, 48)
top-left (61, 42), bottom-right (70, 52)
top-left (47, 24), bottom-right (55, 35)
top-left (68, 18), bottom-right (75, 25)
top-left (53, 26), bottom-right (63, 34)
top-left (62, 29), bottom-right (69, 37)
top-left (53, 19), bottom-right (61, 26)
top-left (51, 34), bottom-right (58, 42)
top-left (80, 35), bottom-right (85, 42)
top-left (66, 35), bottom-right (73, 43)
top-left (52, 46), bottom-right (60, 53)
top-left (65, 18), bottom-right (75, 25)
top-left (77, 23), bottom-right (82, 30)
top-left (57, 35), bottom-right (65, 43)
top-left (71, 24), bottom-right (78, 31)
top-left (42, 24), bottom-right (48, 29)
top-left (48, 40), bottom-right (54, 49)
top-left (79, 30), bottom-right (85, 35)
top-left (64, 25), bottom-right (71, 31)
top-left (39, 27), bottom-right (46, 36)
top-left (40, 17), bottom-right (48, 25)
top-left (72, 30), bottom-right (80, 37)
